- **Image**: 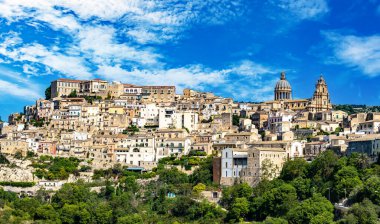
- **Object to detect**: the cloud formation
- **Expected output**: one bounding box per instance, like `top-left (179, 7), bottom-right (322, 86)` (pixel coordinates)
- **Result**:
top-left (323, 32), bottom-right (380, 77)
top-left (276, 0), bottom-right (329, 20)
top-left (0, 0), bottom-right (281, 102)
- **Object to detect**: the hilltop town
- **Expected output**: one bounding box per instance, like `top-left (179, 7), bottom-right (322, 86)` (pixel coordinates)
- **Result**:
top-left (1, 72), bottom-right (377, 186)
top-left (1, 72), bottom-right (380, 223)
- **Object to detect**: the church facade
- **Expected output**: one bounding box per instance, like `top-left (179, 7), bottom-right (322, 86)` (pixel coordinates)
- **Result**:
top-left (266, 72), bottom-right (332, 113)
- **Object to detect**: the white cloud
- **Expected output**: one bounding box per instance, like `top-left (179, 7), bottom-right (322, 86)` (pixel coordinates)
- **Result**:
top-left (0, 33), bottom-right (92, 79)
top-left (228, 60), bottom-right (276, 77)
top-left (0, 66), bottom-right (41, 100)
top-left (77, 26), bottom-right (160, 65)
top-left (276, 0), bottom-right (329, 20)
top-left (0, 79), bottom-right (41, 99)
top-left (97, 64), bottom-right (227, 91)
top-left (323, 32), bottom-right (380, 77)
top-left (0, 0), bottom-right (261, 102)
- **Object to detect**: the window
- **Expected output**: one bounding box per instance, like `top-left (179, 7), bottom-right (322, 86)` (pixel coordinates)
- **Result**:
top-left (225, 162), bottom-right (228, 168)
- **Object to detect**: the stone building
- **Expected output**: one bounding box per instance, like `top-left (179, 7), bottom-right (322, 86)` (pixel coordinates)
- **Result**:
top-left (241, 147), bottom-right (287, 186)
top-left (51, 79), bottom-right (82, 98)
top-left (307, 75), bottom-right (332, 113)
top-left (274, 72), bottom-right (292, 100)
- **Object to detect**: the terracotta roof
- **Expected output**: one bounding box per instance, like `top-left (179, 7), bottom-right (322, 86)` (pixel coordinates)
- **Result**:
top-left (56, 78), bottom-right (83, 83)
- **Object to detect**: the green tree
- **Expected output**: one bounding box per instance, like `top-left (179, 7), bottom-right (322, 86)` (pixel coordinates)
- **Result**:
top-left (287, 193), bottom-right (334, 224)
top-left (227, 197), bottom-right (250, 222)
top-left (343, 199), bottom-right (378, 224)
top-left (60, 203), bottom-right (91, 224)
top-left (34, 204), bottom-right (60, 223)
top-left (192, 183), bottom-right (206, 197)
top-left (290, 177), bottom-right (313, 200)
top-left (68, 89), bottom-right (78, 98)
top-left (52, 183), bottom-right (93, 208)
top-left (347, 153), bottom-right (371, 170)
top-left (189, 156), bottom-right (213, 185)
top-left (251, 183), bottom-right (298, 220)
top-left (334, 166), bottom-right (362, 199)
top-left (45, 85), bottom-right (52, 100)
top-left (262, 217), bottom-right (288, 224)
top-left (93, 202), bottom-right (113, 224)
top-left (361, 175), bottom-right (380, 204)
top-left (221, 183), bottom-right (253, 209)
top-left (158, 167), bottom-right (188, 185)
top-left (310, 211), bottom-right (334, 224)
top-left (308, 150), bottom-right (339, 184)
top-left (261, 158), bottom-right (279, 181)
top-left (117, 214), bottom-right (143, 224)
top-left (280, 158), bottom-right (309, 181)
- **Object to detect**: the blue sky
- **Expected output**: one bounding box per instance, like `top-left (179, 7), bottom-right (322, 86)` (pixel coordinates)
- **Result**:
top-left (0, 0), bottom-right (379, 119)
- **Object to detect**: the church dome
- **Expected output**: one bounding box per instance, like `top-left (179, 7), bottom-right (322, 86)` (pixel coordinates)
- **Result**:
top-left (275, 72), bottom-right (291, 90)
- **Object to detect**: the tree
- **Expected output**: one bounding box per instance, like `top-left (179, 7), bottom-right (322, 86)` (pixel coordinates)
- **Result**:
top-left (287, 193), bottom-right (334, 224)
top-left (158, 167), bottom-right (188, 185)
top-left (68, 89), bottom-right (78, 98)
top-left (122, 125), bottom-right (139, 135)
top-left (251, 183), bottom-right (298, 220)
top-left (334, 166), bottom-right (362, 199)
top-left (361, 176), bottom-right (380, 204)
top-left (309, 150), bottom-right (339, 183)
top-left (45, 85), bottom-right (51, 100)
top-left (117, 214), bottom-right (143, 224)
top-left (262, 217), bottom-right (288, 224)
top-left (52, 183), bottom-right (93, 208)
top-left (60, 203), bottom-right (91, 224)
top-left (221, 183), bottom-right (253, 209)
top-left (192, 183), bottom-right (206, 197)
top-left (227, 197), bottom-right (250, 222)
top-left (261, 158), bottom-right (279, 181)
top-left (93, 202), bottom-right (113, 224)
top-left (232, 114), bottom-right (241, 126)
top-left (0, 153), bottom-right (9, 164)
top-left (347, 152), bottom-right (370, 170)
top-left (280, 158), bottom-right (309, 181)
top-left (310, 211), bottom-right (334, 224)
top-left (343, 199), bottom-right (378, 224)
top-left (189, 156), bottom-right (213, 185)
top-left (34, 204), bottom-right (60, 222)
top-left (290, 177), bottom-right (313, 200)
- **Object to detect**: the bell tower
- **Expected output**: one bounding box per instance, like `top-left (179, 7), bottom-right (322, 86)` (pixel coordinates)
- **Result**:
top-left (308, 75), bottom-right (332, 112)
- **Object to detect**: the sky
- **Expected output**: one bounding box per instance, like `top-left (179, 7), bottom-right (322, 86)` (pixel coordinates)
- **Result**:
top-left (0, 0), bottom-right (379, 119)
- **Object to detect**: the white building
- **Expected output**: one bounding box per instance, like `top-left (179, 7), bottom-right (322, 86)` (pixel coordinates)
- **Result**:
top-left (115, 135), bottom-right (156, 166)
top-left (220, 148), bottom-right (248, 185)
top-left (357, 120), bottom-right (380, 134)
top-left (140, 104), bottom-right (160, 127)
top-left (69, 105), bottom-right (82, 117)
top-left (159, 108), bottom-right (198, 131)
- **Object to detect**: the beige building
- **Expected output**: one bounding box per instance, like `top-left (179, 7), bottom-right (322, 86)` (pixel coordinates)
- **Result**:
top-left (241, 147), bottom-right (287, 186)
top-left (80, 79), bottom-right (109, 95)
top-left (307, 76), bottom-right (332, 113)
top-left (141, 86), bottom-right (175, 103)
top-left (0, 139), bottom-right (28, 156)
top-left (51, 79), bottom-right (82, 98)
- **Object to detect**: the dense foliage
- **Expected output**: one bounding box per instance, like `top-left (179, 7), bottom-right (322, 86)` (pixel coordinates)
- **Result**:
top-left (0, 182), bottom-right (35, 188)
top-left (222, 151), bottom-right (380, 223)
top-left (1, 151), bottom-right (380, 223)
top-left (45, 85), bottom-right (51, 100)
top-left (0, 156), bottom-right (223, 223)
top-left (0, 153), bottom-right (9, 164)
top-left (32, 156), bottom-right (81, 180)
top-left (333, 104), bottom-right (380, 115)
